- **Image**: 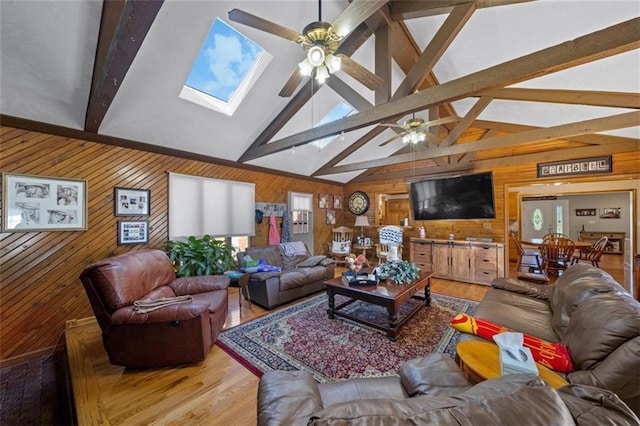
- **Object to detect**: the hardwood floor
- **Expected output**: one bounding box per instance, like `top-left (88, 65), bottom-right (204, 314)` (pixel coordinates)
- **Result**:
top-left (65, 256), bottom-right (626, 425)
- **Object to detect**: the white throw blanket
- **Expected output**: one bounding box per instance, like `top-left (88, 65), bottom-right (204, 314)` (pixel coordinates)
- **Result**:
top-left (133, 295), bottom-right (193, 314)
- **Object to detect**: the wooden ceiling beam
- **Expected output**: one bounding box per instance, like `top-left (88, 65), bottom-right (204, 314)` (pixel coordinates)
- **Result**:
top-left (350, 139), bottom-right (639, 183)
top-left (390, 0), bottom-right (533, 20)
top-left (440, 95), bottom-right (492, 147)
top-left (315, 111), bottom-right (640, 175)
top-left (84, 0), bottom-right (164, 133)
top-left (475, 88), bottom-right (640, 109)
top-left (474, 119), bottom-right (638, 145)
top-left (391, 2), bottom-right (476, 100)
top-left (243, 18), bottom-right (639, 160)
top-left (237, 24), bottom-right (374, 162)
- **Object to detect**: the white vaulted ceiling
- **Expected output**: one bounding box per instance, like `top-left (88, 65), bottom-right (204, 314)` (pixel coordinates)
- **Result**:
top-left (1, 0), bottom-right (638, 183)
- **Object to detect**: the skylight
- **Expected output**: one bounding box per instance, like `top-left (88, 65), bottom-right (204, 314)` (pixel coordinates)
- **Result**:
top-left (180, 18), bottom-right (270, 116)
top-left (311, 102), bottom-right (354, 149)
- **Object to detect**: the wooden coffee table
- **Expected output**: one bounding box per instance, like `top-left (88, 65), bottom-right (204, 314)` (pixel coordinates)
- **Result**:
top-left (456, 340), bottom-right (568, 389)
top-left (324, 271), bottom-right (434, 341)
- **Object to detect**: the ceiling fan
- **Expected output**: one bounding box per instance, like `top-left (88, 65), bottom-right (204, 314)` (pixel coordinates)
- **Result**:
top-left (228, 0), bottom-right (385, 97)
top-left (378, 115), bottom-right (460, 146)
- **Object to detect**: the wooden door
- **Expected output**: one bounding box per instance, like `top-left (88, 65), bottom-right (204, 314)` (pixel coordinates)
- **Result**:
top-left (386, 198), bottom-right (410, 226)
top-left (432, 244), bottom-right (450, 278)
top-left (450, 244), bottom-right (472, 282)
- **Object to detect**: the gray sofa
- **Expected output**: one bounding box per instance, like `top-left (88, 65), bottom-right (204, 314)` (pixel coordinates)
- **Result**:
top-left (463, 263), bottom-right (640, 414)
top-left (258, 353), bottom-right (639, 425)
top-left (237, 243), bottom-right (335, 310)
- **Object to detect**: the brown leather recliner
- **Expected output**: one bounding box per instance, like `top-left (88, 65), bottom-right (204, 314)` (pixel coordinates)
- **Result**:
top-left (80, 249), bottom-right (229, 368)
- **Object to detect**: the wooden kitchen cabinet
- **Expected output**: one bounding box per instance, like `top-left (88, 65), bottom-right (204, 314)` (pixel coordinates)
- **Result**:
top-left (410, 238), bottom-right (505, 286)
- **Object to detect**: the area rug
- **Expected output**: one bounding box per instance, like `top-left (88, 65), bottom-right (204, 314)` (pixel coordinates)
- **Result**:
top-left (217, 292), bottom-right (477, 382)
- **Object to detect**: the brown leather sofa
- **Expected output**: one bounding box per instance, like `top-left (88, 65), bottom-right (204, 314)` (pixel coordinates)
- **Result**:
top-left (463, 263), bottom-right (640, 414)
top-left (80, 249), bottom-right (229, 368)
top-left (257, 353), bottom-right (639, 425)
top-left (237, 243), bottom-right (335, 310)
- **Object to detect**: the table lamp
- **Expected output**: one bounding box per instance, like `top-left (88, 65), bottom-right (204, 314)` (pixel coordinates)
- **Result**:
top-left (354, 215), bottom-right (370, 244)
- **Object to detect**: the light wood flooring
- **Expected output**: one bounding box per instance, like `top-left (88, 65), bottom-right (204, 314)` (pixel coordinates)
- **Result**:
top-left (65, 256), bottom-right (625, 425)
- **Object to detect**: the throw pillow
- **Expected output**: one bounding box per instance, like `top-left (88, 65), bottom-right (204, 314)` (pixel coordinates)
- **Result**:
top-left (450, 313), bottom-right (574, 373)
top-left (296, 256), bottom-right (327, 268)
top-left (331, 241), bottom-right (350, 254)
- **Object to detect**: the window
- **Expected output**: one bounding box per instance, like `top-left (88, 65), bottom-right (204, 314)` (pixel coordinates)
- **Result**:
top-left (289, 192), bottom-right (312, 235)
top-left (310, 102), bottom-right (354, 149)
top-left (168, 173), bottom-right (255, 240)
top-left (180, 18), bottom-right (271, 116)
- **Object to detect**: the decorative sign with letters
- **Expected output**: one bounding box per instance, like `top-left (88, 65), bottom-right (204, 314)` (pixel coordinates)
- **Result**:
top-left (537, 156), bottom-right (612, 178)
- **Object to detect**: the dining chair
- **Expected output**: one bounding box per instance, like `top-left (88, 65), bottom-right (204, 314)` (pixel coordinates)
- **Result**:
top-left (572, 236), bottom-right (608, 268)
top-left (511, 232), bottom-right (542, 273)
top-left (540, 236), bottom-right (575, 277)
top-left (328, 226), bottom-right (354, 265)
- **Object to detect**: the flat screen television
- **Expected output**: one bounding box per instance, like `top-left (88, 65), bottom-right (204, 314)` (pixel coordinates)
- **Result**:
top-left (410, 172), bottom-right (496, 220)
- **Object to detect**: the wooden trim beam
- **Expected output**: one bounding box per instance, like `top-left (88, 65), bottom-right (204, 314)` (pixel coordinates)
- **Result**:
top-left (84, 0), bottom-right (164, 133)
top-left (390, 0), bottom-right (533, 20)
top-left (440, 96), bottom-right (492, 147)
top-left (242, 18), bottom-right (639, 160)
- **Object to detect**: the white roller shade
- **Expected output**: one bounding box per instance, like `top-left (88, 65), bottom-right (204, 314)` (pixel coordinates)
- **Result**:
top-left (169, 173), bottom-right (255, 240)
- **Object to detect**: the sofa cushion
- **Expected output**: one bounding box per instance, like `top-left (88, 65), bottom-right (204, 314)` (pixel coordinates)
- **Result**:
top-left (308, 376), bottom-right (575, 425)
top-left (474, 288), bottom-right (559, 343)
top-left (296, 255), bottom-right (327, 268)
top-left (279, 270), bottom-right (313, 291)
top-left (550, 265), bottom-right (626, 338)
top-left (88, 249), bottom-right (176, 312)
top-left (244, 246), bottom-right (283, 268)
top-left (563, 292), bottom-right (640, 371)
top-left (491, 277), bottom-right (553, 301)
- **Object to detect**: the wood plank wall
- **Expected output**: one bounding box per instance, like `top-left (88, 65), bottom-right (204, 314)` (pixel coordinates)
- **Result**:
top-left (344, 153), bottom-right (640, 261)
top-left (1, 124), bottom-right (638, 362)
top-left (0, 125), bottom-right (344, 362)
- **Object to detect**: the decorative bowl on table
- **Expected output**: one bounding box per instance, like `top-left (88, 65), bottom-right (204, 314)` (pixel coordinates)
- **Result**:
top-left (342, 271), bottom-right (378, 286)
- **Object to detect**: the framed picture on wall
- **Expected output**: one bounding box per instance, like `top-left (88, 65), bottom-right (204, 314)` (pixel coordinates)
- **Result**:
top-left (117, 220), bottom-right (149, 245)
top-left (600, 207), bottom-right (621, 219)
top-left (326, 209), bottom-right (336, 225)
top-left (2, 173), bottom-right (87, 231)
top-left (114, 187), bottom-right (150, 216)
top-left (333, 195), bottom-right (342, 209)
top-left (318, 193), bottom-right (329, 209)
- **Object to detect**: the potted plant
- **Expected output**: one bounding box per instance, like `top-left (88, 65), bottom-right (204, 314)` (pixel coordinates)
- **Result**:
top-left (377, 259), bottom-right (420, 284)
top-left (165, 235), bottom-right (237, 277)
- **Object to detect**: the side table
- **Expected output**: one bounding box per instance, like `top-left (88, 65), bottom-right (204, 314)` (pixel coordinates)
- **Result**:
top-left (456, 340), bottom-right (568, 389)
top-left (225, 271), bottom-right (252, 314)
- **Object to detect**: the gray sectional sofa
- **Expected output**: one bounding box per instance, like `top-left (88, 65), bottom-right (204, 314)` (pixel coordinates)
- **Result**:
top-left (237, 242), bottom-right (335, 310)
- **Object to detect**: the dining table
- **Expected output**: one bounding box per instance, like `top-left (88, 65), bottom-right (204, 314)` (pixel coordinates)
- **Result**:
top-left (523, 238), bottom-right (593, 250)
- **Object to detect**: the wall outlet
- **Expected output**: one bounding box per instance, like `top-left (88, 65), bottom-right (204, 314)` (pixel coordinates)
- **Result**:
top-left (483, 223), bottom-right (492, 230)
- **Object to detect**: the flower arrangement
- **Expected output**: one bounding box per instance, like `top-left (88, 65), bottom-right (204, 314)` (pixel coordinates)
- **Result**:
top-left (345, 253), bottom-right (367, 273)
top-left (377, 260), bottom-right (420, 284)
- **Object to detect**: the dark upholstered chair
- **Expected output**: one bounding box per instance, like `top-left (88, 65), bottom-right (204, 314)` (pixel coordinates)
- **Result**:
top-left (80, 249), bottom-right (229, 368)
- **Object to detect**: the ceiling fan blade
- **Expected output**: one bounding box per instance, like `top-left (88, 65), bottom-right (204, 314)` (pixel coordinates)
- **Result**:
top-left (338, 56), bottom-right (383, 90)
top-left (331, 0), bottom-right (388, 38)
top-left (379, 132), bottom-right (405, 147)
top-left (279, 68), bottom-right (305, 97)
top-left (228, 9), bottom-right (302, 43)
top-left (379, 123), bottom-right (403, 128)
top-left (416, 115), bottom-right (461, 130)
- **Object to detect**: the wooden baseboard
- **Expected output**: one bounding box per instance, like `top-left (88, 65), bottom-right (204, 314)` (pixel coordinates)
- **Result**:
top-left (0, 346), bottom-right (59, 368)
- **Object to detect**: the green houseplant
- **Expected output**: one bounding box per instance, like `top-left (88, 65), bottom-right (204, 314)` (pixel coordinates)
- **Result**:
top-left (377, 260), bottom-right (420, 284)
top-left (165, 235), bottom-right (237, 277)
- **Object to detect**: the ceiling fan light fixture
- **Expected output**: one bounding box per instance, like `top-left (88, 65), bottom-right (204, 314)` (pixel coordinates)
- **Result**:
top-left (315, 64), bottom-right (330, 83)
top-left (325, 53), bottom-right (341, 73)
top-left (298, 58), bottom-right (314, 76)
top-left (307, 44), bottom-right (326, 67)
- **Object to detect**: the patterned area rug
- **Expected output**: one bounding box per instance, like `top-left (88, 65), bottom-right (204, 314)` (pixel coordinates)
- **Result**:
top-left (217, 292), bottom-right (477, 382)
